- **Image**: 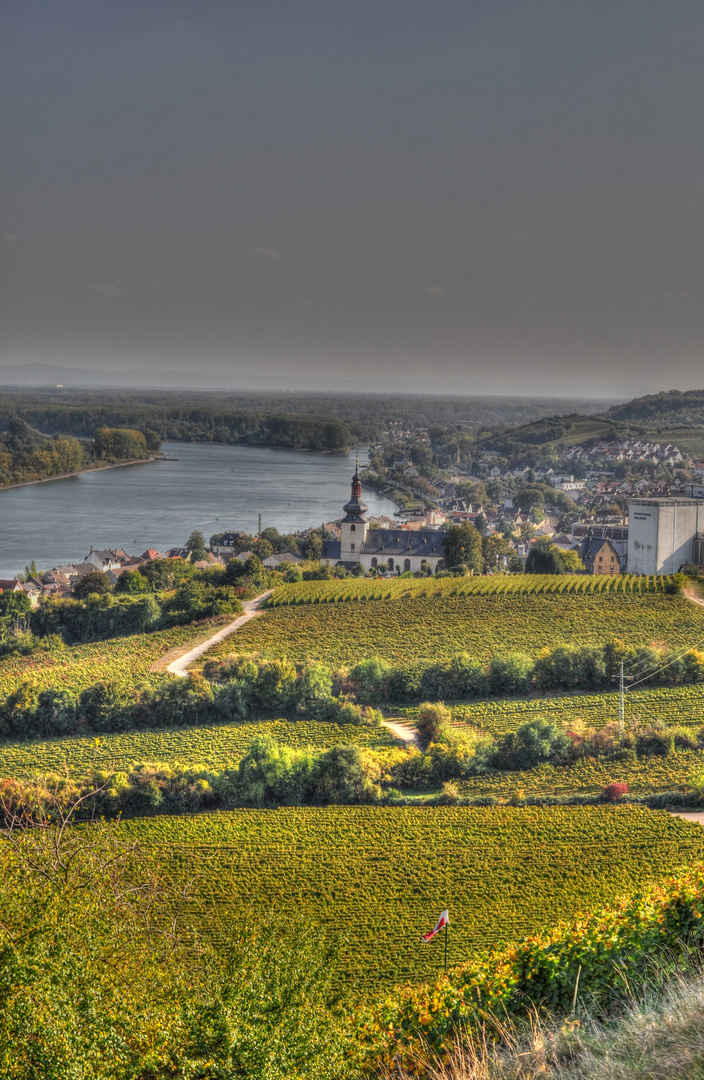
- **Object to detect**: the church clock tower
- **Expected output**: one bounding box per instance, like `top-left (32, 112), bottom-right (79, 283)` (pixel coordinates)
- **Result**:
top-left (340, 467), bottom-right (369, 561)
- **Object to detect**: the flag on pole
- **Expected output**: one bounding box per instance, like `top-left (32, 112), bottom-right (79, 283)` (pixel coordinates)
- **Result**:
top-left (421, 909), bottom-right (449, 942)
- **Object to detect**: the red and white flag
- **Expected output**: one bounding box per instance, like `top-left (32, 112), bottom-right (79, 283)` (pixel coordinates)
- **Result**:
top-left (422, 909), bottom-right (449, 942)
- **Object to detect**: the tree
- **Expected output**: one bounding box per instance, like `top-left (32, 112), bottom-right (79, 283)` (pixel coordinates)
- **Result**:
top-left (482, 534), bottom-right (512, 571)
top-left (485, 479), bottom-right (503, 504)
top-left (142, 429), bottom-right (162, 452)
top-left (415, 702), bottom-right (452, 750)
top-left (301, 531), bottom-right (323, 561)
top-left (443, 523), bottom-right (483, 573)
top-left (556, 546), bottom-right (584, 573)
top-left (186, 530), bottom-right (208, 562)
top-left (454, 480), bottom-right (487, 505)
top-left (251, 538), bottom-right (273, 560)
top-left (524, 539), bottom-right (565, 574)
top-left (73, 571), bottom-right (112, 598)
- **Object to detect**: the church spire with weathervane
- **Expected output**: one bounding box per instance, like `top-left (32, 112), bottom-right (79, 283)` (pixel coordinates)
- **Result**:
top-left (342, 460), bottom-right (368, 523)
top-left (339, 459), bottom-right (369, 562)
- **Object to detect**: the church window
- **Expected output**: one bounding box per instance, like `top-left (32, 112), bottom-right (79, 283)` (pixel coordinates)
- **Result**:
top-left (350, 524), bottom-right (356, 532)
top-left (388, 559), bottom-right (394, 570)
top-left (350, 543), bottom-right (355, 551)
top-left (404, 559), bottom-right (411, 571)
top-left (371, 558), bottom-right (377, 568)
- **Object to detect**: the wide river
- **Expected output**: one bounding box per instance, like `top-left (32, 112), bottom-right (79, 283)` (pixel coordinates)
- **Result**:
top-left (0, 442), bottom-right (398, 577)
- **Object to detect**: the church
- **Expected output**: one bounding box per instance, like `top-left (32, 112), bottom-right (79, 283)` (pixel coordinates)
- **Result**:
top-left (322, 469), bottom-right (446, 574)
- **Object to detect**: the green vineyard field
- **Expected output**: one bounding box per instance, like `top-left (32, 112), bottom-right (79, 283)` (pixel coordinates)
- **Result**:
top-left (0, 620), bottom-right (226, 699)
top-left (269, 573), bottom-right (673, 607)
top-left (0, 719), bottom-right (397, 778)
top-left (456, 749), bottom-right (704, 799)
top-left (118, 806), bottom-right (704, 991)
top-left (402, 683), bottom-right (704, 738)
top-left (202, 591), bottom-right (704, 668)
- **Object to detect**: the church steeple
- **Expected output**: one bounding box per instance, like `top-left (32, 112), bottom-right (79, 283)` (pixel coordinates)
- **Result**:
top-left (342, 466), bottom-right (368, 523)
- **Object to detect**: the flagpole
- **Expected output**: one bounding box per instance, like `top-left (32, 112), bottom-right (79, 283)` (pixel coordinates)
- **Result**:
top-left (444, 921), bottom-right (448, 973)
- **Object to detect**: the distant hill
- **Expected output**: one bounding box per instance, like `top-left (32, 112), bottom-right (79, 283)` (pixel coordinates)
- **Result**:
top-left (607, 389), bottom-right (704, 425)
top-left (476, 389), bottom-right (704, 460)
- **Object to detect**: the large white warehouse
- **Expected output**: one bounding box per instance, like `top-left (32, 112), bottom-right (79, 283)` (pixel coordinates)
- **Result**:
top-left (628, 498), bottom-right (704, 574)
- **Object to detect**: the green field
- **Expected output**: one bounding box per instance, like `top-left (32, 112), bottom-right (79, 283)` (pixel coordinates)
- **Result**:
top-left (201, 591), bottom-right (704, 668)
top-left (0, 619), bottom-right (228, 698)
top-left (118, 806), bottom-right (704, 991)
top-left (401, 683), bottom-right (704, 739)
top-left (454, 749), bottom-right (704, 800)
top-left (0, 719), bottom-right (397, 777)
top-left (267, 574), bottom-right (671, 607)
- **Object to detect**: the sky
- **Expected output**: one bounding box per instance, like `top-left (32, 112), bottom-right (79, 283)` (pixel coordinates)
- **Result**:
top-left (2, 1), bottom-right (704, 398)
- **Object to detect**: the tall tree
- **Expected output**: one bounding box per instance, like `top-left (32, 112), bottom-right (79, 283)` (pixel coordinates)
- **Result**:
top-left (525, 539), bottom-right (566, 574)
top-left (443, 523), bottom-right (483, 573)
top-left (186, 530), bottom-right (208, 562)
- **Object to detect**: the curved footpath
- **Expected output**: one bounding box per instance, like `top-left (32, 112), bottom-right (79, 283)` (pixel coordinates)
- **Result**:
top-left (167, 590), bottom-right (272, 677)
top-left (166, 588), bottom-right (419, 747)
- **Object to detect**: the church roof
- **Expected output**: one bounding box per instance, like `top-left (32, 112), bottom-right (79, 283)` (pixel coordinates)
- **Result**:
top-left (361, 529), bottom-right (445, 557)
top-left (322, 539), bottom-right (342, 561)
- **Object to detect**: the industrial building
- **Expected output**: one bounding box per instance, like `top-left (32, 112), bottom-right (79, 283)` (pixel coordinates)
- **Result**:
top-left (627, 498), bottom-right (704, 575)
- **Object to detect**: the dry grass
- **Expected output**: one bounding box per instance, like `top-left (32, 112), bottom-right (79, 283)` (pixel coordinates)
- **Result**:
top-left (381, 968), bottom-right (704, 1079)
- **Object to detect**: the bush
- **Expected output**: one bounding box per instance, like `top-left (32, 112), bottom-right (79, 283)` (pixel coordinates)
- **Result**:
top-left (493, 719), bottom-right (571, 771)
top-left (602, 781), bottom-right (629, 802)
top-left (415, 702), bottom-right (452, 750)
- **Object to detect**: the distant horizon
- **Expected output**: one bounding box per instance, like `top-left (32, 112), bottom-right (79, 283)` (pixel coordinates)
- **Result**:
top-left (0, 360), bottom-right (656, 403)
top-left (4, 4), bottom-right (704, 399)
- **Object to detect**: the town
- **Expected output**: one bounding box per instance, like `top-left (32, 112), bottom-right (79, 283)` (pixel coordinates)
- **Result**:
top-left (4, 458), bottom-right (704, 603)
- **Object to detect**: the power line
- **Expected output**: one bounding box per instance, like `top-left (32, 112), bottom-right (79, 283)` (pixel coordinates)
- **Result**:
top-left (626, 632), bottom-right (704, 691)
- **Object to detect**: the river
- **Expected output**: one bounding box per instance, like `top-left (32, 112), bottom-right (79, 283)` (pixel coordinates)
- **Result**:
top-left (0, 442), bottom-right (398, 577)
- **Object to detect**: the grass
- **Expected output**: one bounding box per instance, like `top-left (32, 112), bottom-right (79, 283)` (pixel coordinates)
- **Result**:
top-left (199, 592), bottom-right (704, 668)
top-left (117, 806), bottom-right (704, 992)
top-left (385, 966), bottom-right (704, 1079)
top-left (0, 719), bottom-right (398, 777)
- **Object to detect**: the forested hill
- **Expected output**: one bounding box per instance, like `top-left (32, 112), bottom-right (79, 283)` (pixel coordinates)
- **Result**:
top-left (606, 389), bottom-right (704, 425)
top-left (0, 399), bottom-right (357, 453)
top-left (474, 389), bottom-right (704, 459)
top-left (0, 388), bottom-right (615, 451)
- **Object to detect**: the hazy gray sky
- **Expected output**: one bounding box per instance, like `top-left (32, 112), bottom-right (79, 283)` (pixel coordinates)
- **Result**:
top-left (2, 1), bottom-right (704, 396)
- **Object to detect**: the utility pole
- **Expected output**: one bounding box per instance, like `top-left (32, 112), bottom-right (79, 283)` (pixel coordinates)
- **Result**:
top-left (619, 659), bottom-right (625, 745)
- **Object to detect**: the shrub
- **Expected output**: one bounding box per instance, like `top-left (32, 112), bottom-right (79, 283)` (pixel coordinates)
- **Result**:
top-left (493, 719), bottom-right (571, 771)
top-left (415, 702), bottom-right (452, 750)
top-left (602, 781), bottom-right (629, 802)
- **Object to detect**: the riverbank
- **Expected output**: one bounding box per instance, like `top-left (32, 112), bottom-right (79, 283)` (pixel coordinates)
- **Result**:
top-left (0, 455), bottom-right (163, 492)
top-left (360, 468), bottom-right (434, 512)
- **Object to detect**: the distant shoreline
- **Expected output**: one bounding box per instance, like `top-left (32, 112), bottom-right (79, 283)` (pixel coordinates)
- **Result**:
top-left (0, 455), bottom-right (163, 493)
